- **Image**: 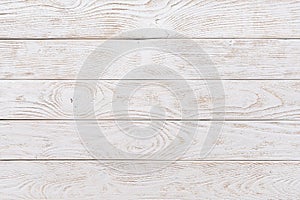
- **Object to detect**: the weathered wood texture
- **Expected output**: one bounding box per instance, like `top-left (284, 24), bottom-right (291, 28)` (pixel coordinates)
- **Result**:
top-left (0, 0), bottom-right (299, 38)
top-left (0, 80), bottom-right (299, 119)
top-left (1, 0), bottom-right (300, 198)
top-left (0, 121), bottom-right (299, 160)
top-left (0, 161), bottom-right (299, 199)
top-left (1, 39), bottom-right (300, 79)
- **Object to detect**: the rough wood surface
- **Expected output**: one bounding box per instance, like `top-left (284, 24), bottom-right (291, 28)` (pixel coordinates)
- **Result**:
top-left (0, 80), bottom-right (299, 119)
top-left (1, 0), bottom-right (300, 198)
top-left (1, 39), bottom-right (300, 79)
top-left (0, 0), bottom-right (299, 38)
top-left (0, 161), bottom-right (299, 199)
top-left (0, 120), bottom-right (299, 160)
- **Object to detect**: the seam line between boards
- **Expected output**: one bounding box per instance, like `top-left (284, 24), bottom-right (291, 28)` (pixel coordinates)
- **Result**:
top-left (0, 119), bottom-right (299, 122)
top-left (0, 159), bottom-right (299, 162)
top-left (0, 38), bottom-right (300, 40)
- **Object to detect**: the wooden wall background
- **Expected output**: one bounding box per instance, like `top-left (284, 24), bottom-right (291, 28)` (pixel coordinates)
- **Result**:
top-left (0, 0), bottom-right (300, 199)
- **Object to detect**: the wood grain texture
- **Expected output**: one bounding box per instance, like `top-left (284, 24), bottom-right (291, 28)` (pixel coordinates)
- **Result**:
top-left (1, 1), bottom-right (299, 198)
top-left (0, 0), bottom-right (299, 38)
top-left (0, 80), bottom-right (299, 119)
top-left (0, 161), bottom-right (299, 199)
top-left (0, 120), bottom-right (299, 160)
top-left (1, 39), bottom-right (300, 79)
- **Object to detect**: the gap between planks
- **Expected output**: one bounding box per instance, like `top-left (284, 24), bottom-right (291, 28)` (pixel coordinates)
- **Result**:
top-left (1, 38), bottom-right (300, 40)
top-left (0, 159), bottom-right (300, 162)
top-left (0, 119), bottom-right (299, 121)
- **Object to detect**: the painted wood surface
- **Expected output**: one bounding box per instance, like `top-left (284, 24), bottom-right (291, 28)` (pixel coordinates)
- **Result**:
top-left (0, 80), bottom-right (299, 119)
top-left (1, 0), bottom-right (300, 198)
top-left (0, 161), bottom-right (299, 199)
top-left (0, 120), bottom-right (299, 160)
top-left (0, 1), bottom-right (299, 38)
top-left (1, 39), bottom-right (300, 79)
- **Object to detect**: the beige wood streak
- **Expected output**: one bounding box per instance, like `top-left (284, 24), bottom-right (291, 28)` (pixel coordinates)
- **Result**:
top-left (0, 80), bottom-right (299, 119)
top-left (0, 161), bottom-right (299, 199)
top-left (0, 120), bottom-right (299, 160)
top-left (1, 39), bottom-right (300, 79)
top-left (0, 1), bottom-right (299, 38)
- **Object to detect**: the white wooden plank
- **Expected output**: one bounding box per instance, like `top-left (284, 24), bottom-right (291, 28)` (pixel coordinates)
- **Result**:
top-left (1, 39), bottom-right (300, 79)
top-left (0, 80), bottom-right (299, 119)
top-left (0, 161), bottom-right (299, 199)
top-left (0, 121), bottom-right (299, 160)
top-left (0, 1), bottom-right (299, 38)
